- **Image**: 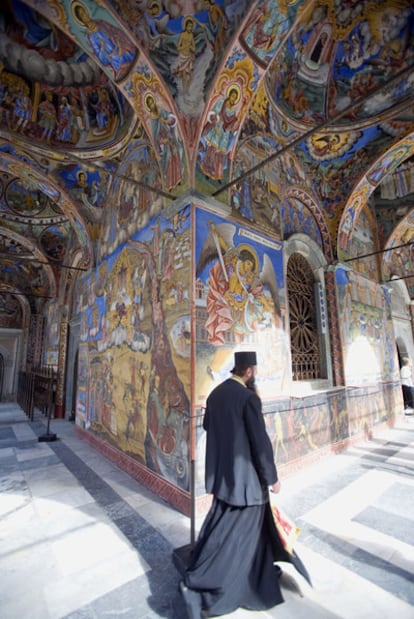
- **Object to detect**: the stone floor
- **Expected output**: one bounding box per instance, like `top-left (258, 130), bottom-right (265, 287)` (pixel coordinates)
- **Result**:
top-left (0, 402), bottom-right (413, 618)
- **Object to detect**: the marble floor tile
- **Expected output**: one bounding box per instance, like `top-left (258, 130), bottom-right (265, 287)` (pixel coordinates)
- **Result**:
top-left (1, 404), bottom-right (413, 619)
top-left (45, 550), bottom-right (149, 618)
top-left (32, 486), bottom-right (95, 518)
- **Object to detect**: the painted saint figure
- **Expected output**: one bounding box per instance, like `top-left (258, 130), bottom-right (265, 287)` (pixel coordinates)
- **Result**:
top-left (144, 93), bottom-right (184, 190)
top-left (202, 0), bottom-right (227, 55)
top-left (200, 86), bottom-right (242, 181)
top-left (72, 1), bottom-right (136, 81)
top-left (14, 90), bottom-right (32, 133)
top-left (37, 91), bottom-right (57, 142)
top-left (57, 96), bottom-right (72, 141)
top-left (174, 16), bottom-right (196, 93)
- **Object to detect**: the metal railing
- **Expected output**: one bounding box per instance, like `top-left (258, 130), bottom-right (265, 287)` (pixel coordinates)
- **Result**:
top-left (17, 366), bottom-right (56, 421)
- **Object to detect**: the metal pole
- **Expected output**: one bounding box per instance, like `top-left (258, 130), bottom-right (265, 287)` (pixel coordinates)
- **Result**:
top-left (190, 458), bottom-right (196, 546)
top-left (344, 240), bottom-right (414, 262)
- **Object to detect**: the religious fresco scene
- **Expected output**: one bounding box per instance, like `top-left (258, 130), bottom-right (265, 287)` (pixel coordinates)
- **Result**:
top-left (194, 206), bottom-right (289, 406)
top-left (0, 0), bottom-right (413, 511)
top-left (336, 267), bottom-right (399, 385)
top-left (73, 207), bottom-right (192, 490)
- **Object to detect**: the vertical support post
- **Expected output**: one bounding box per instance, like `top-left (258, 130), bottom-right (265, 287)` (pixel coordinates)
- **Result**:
top-left (54, 312), bottom-right (68, 419)
top-left (189, 404), bottom-right (197, 547)
top-left (190, 458), bottom-right (196, 546)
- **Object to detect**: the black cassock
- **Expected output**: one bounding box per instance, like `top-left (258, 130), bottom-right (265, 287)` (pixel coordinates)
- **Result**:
top-left (184, 378), bottom-right (311, 617)
top-left (185, 498), bottom-right (310, 616)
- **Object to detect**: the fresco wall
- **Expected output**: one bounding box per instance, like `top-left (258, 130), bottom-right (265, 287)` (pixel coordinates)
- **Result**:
top-left (335, 267), bottom-right (399, 385)
top-left (0, 2), bottom-right (135, 149)
top-left (193, 205), bottom-right (290, 495)
top-left (74, 206), bottom-right (192, 492)
top-left (194, 206), bottom-right (290, 408)
top-left (44, 302), bottom-right (61, 367)
top-left (347, 205), bottom-right (379, 280)
top-left (0, 293), bottom-right (22, 328)
top-left (67, 196), bottom-right (404, 507)
top-left (73, 199), bottom-right (294, 499)
top-left (191, 243), bottom-right (402, 493)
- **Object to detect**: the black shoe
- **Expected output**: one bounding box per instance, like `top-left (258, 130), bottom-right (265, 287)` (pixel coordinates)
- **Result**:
top-left (179, 580), bottom-right (202, 619)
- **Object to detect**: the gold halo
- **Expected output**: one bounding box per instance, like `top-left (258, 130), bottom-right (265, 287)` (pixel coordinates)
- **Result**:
top-left (149, 1), bottom-right (161, 12)
top-left (71, 1), bottom-right (90, 26)
top-left (144, 92), bottom-right (156, 112)
top-left (184, 16), bottom-right (195, 29)
top-left (237, 243), bottom-right (259, 271)
top-left (226, 84), bottom-right (241, 104)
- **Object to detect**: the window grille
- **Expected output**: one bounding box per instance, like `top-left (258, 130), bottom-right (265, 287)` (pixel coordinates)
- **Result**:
top-left (287, 253), bottom-right (322, 380)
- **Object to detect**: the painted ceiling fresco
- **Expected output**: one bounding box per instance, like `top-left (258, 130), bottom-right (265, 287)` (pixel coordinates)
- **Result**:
top-left (0, 0), bottom-right (413, 309)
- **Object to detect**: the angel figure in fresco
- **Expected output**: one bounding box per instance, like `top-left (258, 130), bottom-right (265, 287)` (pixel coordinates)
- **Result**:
top-left (273, 411), bottom-right (288, 460)
top-left (196, 221), bottom-right (281, 345)
top-left (72, 1), bottom-right (136, 81)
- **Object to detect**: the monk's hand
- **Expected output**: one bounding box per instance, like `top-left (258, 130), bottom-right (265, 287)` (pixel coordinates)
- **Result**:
top-left (270, 480), bottom-right (281, 494)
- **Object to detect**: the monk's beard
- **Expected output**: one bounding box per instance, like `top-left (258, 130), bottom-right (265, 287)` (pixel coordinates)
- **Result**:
top-left (245, 376), bottom-right (257, 393)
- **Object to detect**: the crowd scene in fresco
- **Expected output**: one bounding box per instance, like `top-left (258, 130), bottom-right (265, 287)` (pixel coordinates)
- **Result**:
top-left (0, 73), bottom-right (119, 146)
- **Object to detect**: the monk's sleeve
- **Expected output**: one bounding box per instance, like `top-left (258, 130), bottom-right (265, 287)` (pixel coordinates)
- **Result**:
top-left (244, 394), bottom-right (278, 487)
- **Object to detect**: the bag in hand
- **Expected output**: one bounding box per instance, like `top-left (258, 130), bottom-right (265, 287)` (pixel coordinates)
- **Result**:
top-left (269, 496), bottom-right (300, 556)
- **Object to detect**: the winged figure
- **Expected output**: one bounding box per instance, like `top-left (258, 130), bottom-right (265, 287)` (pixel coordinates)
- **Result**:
top-left (196, 221), bottom-right (236, 279)
top-left (197, 220), bottom-right (281, 344)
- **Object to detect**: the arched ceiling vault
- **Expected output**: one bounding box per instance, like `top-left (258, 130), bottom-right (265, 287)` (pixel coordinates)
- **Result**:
top-left (0, 0), bottom-right (413, 307)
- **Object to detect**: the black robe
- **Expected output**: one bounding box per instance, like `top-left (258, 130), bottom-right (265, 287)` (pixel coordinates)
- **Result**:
top-left (184, 377), bottom-right (310, 617)
top-left (203, 377), bottom-right (277, 506)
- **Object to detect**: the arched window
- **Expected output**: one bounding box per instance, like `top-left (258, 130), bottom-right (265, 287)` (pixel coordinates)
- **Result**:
top-left (287, 253), bottom-right (323, 380)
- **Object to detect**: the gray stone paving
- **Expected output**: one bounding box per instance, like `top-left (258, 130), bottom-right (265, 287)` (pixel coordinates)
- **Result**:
top-left (1, 402), bottom-right (413, 618)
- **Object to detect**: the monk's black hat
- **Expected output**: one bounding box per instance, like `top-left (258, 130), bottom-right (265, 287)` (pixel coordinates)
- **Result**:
top-left (231, 351), bottom-right (257, 372)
